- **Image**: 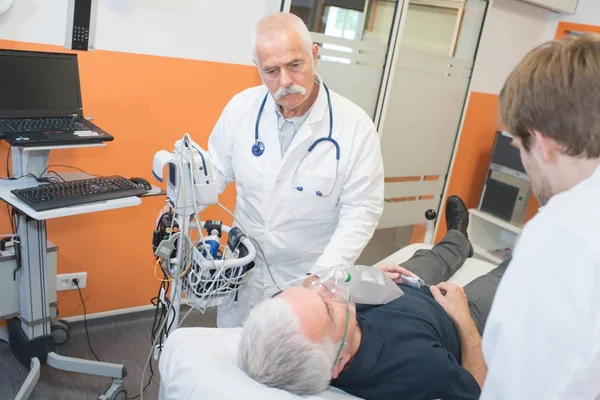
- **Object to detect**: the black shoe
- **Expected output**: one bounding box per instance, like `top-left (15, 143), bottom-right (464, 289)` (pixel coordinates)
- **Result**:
top-left (445, 195), bottom-right (473, 257)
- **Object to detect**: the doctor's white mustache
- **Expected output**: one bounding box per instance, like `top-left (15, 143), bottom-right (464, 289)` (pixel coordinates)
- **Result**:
top-left (273, 84), bottom-right (306, 100)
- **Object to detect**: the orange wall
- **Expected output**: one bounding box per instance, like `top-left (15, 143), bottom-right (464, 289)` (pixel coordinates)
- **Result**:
top-left (411, 23), bottom-right (600, 246)
top-left (555, 21), bottom-right (600, 38)
top-left (0, 40), bottom-right (262, 317)
top-left (429, 21), bottom-right (600, 243)
top-left (431, 92), bottom-right (539, 242)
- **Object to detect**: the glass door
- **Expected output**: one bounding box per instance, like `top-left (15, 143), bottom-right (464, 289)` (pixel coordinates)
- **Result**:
top-left (281, 0), bottom-right (489, 234)
top-left (376, 0), bottom-right (489, 230)
top-left (282, 0), bottom-right (403, 119)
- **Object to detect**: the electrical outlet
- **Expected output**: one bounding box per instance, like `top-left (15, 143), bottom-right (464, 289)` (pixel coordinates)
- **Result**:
top-left (57, 272), bottom-right (87, 291)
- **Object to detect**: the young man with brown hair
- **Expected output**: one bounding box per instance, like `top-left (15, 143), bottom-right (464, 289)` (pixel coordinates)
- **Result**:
top-left (475, 33), bottom-right (600, 398)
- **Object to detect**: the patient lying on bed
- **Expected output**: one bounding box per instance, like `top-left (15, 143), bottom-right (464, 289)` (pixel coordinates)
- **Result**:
top-left (238, 196), bottom-right (509, 400)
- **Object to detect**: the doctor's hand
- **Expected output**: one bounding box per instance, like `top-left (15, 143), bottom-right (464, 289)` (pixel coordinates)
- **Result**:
top-left (302, 275), bottom-right (319, 288)
top-left (430, 282), bottom-right (473, 327)
top-left (376, 264), bottom-right (414, 283)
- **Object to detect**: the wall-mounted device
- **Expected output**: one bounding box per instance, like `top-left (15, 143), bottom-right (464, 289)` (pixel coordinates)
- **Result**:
top-left (478, 131), bottom-right (531, 226)
top-left (65, 0), bottom-right (98, 51)
top-left (519, 0), bottom-right (578, 14)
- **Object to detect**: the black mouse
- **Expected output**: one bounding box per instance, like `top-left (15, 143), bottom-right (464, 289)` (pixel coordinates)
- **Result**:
top-left (130, 177), bottom-right (152, 191)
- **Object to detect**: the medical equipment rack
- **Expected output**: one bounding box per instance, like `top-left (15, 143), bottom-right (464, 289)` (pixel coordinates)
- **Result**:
top-left (0, 142), bottom-right (149, 400)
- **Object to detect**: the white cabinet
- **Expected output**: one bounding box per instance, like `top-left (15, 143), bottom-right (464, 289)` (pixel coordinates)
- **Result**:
top-left (467, 209), bottom-right (522, 266)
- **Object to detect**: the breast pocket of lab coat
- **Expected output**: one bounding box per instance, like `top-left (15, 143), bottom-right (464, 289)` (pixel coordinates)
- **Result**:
top-left (291, 172), bottom-right (341, 220)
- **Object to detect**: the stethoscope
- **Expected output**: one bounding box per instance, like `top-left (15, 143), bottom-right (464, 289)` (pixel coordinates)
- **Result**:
top-left (251, 82), bottom-right (340, 197)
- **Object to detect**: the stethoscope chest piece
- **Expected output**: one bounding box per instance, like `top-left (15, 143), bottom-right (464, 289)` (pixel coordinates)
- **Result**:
top-left (252, 141), bottom-right (265, 157)
top-left (253, 82), bottom-right (339, 197)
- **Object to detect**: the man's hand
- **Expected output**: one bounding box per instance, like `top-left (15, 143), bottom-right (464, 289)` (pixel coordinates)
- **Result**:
top-left (376, 264), bottom-right (414, 283)
top-left (431, 282), bottom-right (488, 389)
top-left (430, 282), bottom-right (473, 327)
top-left (302, 275), bottom-right (319, 288)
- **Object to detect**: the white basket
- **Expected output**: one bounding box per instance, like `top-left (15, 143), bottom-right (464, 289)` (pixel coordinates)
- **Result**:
top-left (181, 248), bottom-right (253, 310)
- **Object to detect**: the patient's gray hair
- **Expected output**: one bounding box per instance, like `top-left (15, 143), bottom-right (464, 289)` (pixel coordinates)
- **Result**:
top-left (238, 297), bottom-right (338, 395)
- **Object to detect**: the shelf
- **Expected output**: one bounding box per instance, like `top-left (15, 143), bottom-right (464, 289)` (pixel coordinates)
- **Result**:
top-left (467, 208), bottom-right (520, 266)
top-left (0, 175), bottom-right (142, 220)
top-left (19, 143), bottom-right (106, 152)
top-left (468, 208), bottom-right (523, 235)
top-left (472, 243), bottom-right (507, 265)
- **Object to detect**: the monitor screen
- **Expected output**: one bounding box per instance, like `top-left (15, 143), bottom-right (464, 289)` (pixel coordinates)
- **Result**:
top-left (490, 131), bottom-right (526, 174)
top-left (0, 50), bottom-right (81, 116)
top-left (480, 178), bottom-right (519, 221)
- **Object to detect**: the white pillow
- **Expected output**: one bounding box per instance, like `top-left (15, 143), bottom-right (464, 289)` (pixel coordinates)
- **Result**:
top-left (158, 327), bottom-right (360, 400)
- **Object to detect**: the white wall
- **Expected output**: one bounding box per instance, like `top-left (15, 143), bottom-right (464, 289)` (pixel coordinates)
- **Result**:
top-left (0, 0), bottom-right (280, 66)
top-left (470, 0), bottom-right (553, 94)
top-left (469, 0), bottom-right (600, 95)
top-left (544, 0), bottom-right (600, 38)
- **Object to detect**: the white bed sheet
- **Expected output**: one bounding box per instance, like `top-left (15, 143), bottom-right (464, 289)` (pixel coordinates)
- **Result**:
top-left (158, 327), bottom-right (361, 400)
top-left (158, 244), bottom-right (497, 400)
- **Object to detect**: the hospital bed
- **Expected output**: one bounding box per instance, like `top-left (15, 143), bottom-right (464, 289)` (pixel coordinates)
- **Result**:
top-left (158, 243), bottom-right (498, 400)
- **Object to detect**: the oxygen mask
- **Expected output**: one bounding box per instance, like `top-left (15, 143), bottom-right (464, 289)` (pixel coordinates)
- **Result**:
top-left (311, 267), bottom-right (353, 305)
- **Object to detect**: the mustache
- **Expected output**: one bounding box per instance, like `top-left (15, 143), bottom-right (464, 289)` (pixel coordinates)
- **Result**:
top-left (273, 84), bottom-right (307, 100)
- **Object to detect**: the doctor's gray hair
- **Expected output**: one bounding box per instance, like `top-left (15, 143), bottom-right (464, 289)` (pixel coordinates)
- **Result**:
top-left (251, 12), bottom-right (314, 61)
top-left (238, 297), bottom-right (338, 395)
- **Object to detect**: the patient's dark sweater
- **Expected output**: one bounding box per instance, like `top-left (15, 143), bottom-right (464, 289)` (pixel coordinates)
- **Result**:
top-left (330, 284), bottom-right (481, 400)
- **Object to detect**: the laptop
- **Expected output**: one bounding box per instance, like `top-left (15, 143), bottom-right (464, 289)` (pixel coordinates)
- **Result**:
top-left (0, 49), bottom-right (114, 147)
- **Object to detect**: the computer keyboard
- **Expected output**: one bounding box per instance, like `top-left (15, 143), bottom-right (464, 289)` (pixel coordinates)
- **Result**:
top-left (3, 117), bottom-right (87, 132)
top-left (11, 175), bottom-right (147, 211)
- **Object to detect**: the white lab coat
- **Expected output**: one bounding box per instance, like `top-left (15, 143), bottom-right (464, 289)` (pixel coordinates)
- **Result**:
top-left (480, 165), bottom-right (600, 399)
top-left (208, 78), bottom-right (384, 328)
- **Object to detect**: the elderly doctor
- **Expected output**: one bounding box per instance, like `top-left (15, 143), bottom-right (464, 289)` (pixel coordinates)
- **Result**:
top-left (207, 12), bottom-right (384, 328)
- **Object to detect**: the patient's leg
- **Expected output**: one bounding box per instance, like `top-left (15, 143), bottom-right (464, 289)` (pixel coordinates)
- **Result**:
top-left (401, 196), bottom-right (472, 285)
top-left (463, 257), bottom-right (510, 335)
top-left (401, 230), bottom-right (471, 285)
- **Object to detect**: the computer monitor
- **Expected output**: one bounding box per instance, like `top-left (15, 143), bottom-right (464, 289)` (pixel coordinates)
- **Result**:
top-left (489, 131), bottom-right (527, 176)
top-left (0, 50), bottom-right (82, 117)
top-left (479, 131), bottom-right (531, 225)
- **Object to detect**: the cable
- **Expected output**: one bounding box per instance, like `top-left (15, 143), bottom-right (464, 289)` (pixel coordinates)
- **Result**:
top-left (6, 142), bottom-right (11, 177)
top-left (151, 279), bottom-right (168, 342)
top-left (139, 146), bottom-right (189, 400)
top-left (124, 279), bottom-right (167, 400)
top-left (1, 172), bottom-right (59, 183)
top-left (140, 138), bottom-right (224, 397)
top-left (137, 137), bottom-right (256, 399)
top-left (5, 142), bottom-right (14, 235)
top-left (6, 204), bottom-right (14, 235)
top-left (185, 138), bottom-right (227, 298)
top-left (40, 163), bottom-right (97, 177)
top-left (74, 280), bottom-right (101, 362)
top-left (179, 304), bottom-right (196, 326)
top-left (217, 201), bottom-right (282, 290)
top-left (216, 202), bottom-right (246, 234)
top-left (139, 275), bottom-right (181, 400)
top-left (47, 170), bottom-right (67, 182)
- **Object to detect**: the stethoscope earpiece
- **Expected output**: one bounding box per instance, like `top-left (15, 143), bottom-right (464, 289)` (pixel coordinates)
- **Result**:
top-left (252, 141), bottom-right (265, 157)
top-left (296, 186), bottom-right (303, 191)
top-left (316, 191), bottom-right (323, 197)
